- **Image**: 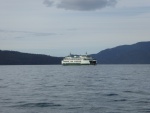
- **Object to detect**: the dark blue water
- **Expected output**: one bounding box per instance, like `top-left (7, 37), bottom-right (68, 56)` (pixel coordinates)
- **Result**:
top-left (0, 65), bottom-right (150, 113)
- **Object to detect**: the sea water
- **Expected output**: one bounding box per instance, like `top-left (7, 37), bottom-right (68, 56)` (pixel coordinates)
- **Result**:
top-left (0, 65), bottom-right (150, 113)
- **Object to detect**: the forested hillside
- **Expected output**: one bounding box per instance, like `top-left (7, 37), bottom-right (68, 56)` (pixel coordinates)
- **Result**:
top-left (0, 50), bottom-right (62, 65)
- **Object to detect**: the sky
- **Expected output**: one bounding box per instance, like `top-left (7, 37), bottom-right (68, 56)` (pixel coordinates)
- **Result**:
top-left (0, 0), bottom-right (150, 56)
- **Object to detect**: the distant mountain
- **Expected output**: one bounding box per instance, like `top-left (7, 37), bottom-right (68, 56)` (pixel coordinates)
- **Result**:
top-left (1, 41), bottom-right (150, 65)
top-left (0, 50), bottom-right (63, 65)
top-left (92, 41), bottom-right (150, 64)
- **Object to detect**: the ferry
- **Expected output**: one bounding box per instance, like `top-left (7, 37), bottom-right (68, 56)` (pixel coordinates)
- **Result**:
top-left (61, 53), bottom-right (97, 65)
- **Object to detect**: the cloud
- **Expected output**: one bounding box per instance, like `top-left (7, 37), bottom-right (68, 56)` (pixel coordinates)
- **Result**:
top-left (43, 0), bottom-right (54, 7)
top-left (43, 0), bottom-right (117, 11)
top-left (0, 29), bottom-right (57, 39)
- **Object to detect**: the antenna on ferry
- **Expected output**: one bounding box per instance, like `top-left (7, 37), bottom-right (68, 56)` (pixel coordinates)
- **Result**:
top-left (86, 52), bottom-right (87, 56)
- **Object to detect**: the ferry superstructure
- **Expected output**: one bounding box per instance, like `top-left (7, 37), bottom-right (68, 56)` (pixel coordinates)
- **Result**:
top-left (61, 54), bottom-right (97, 65)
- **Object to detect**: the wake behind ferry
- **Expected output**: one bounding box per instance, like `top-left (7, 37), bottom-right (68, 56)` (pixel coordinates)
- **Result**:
top-left (61, 53), bottom-right (97, 65)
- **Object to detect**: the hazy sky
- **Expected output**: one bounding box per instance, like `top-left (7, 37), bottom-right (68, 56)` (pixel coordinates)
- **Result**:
top-left (0, 0), bottom-right (150, 56)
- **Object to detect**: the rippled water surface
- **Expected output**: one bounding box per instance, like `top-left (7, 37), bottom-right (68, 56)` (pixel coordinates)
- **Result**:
top-left (0, 65), bottom-right (150, 113)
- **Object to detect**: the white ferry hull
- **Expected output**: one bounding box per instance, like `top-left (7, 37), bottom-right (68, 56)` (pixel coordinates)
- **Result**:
top-left (62, 63), bottom-right (96, 65)
top-left (61, 60), bottom-right (96, 65)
